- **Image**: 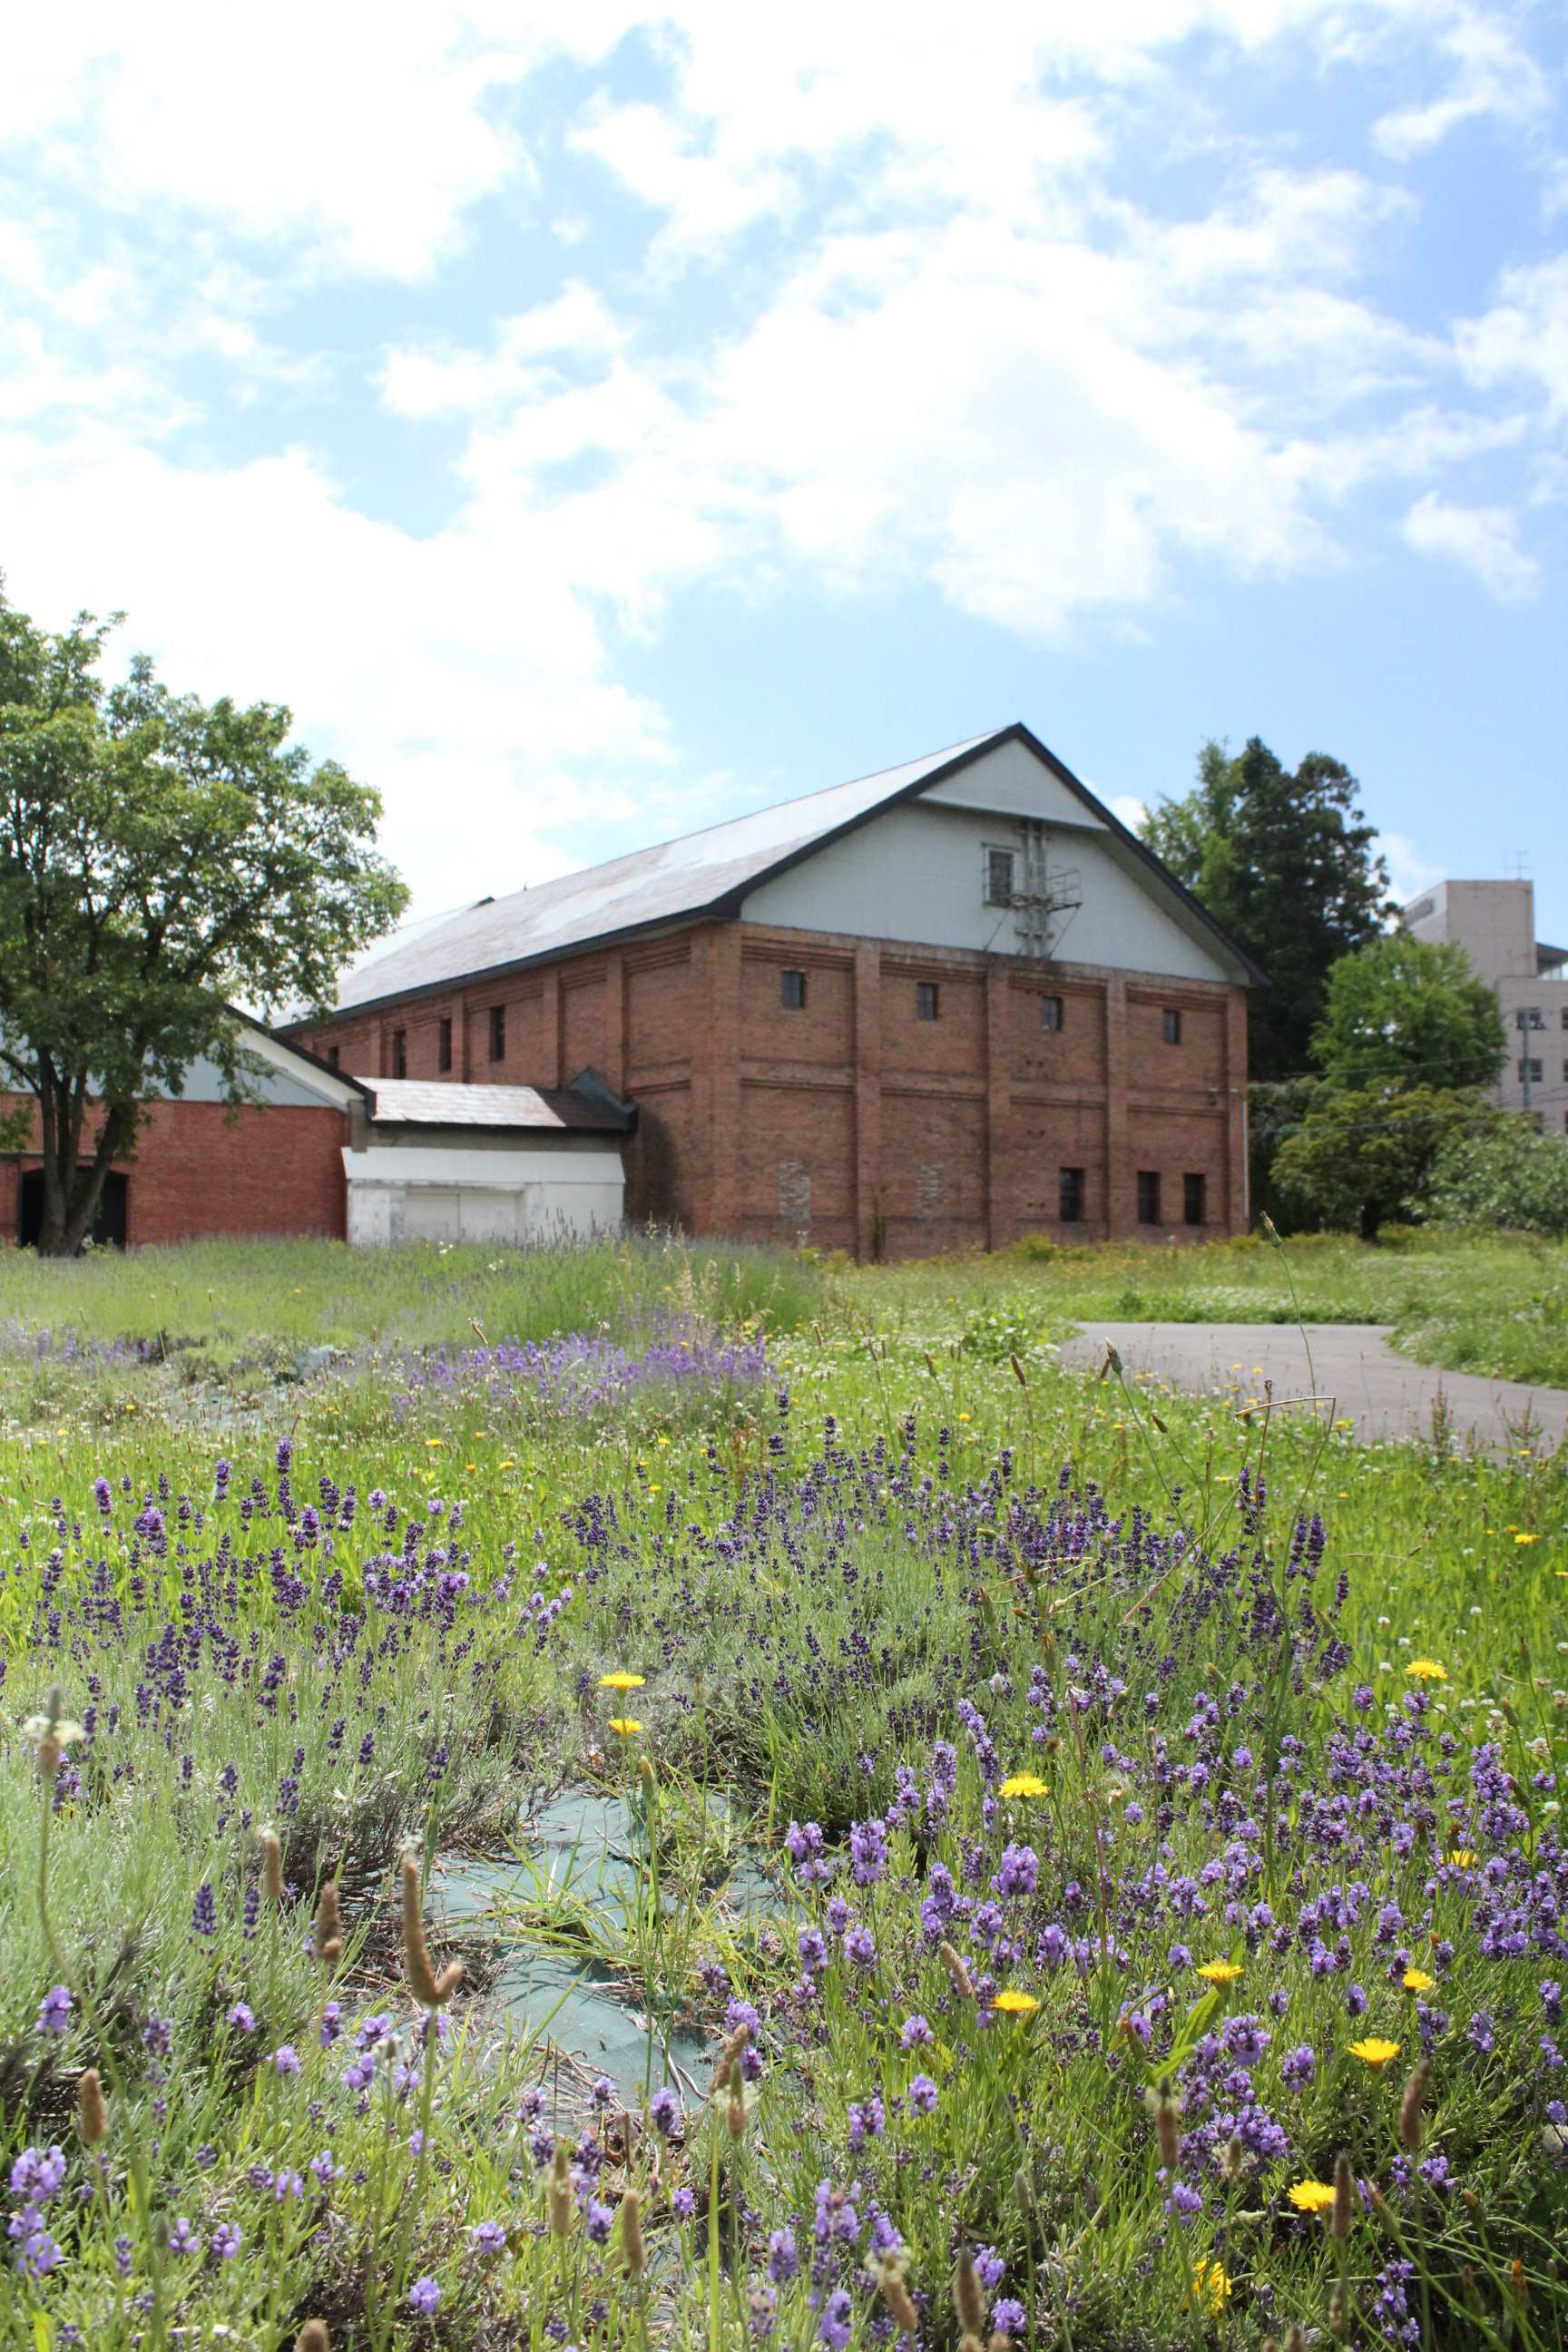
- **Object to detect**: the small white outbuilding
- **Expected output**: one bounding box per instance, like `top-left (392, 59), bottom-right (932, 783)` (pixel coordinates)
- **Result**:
top-left (342, 1068), bottom-right (633, 1247)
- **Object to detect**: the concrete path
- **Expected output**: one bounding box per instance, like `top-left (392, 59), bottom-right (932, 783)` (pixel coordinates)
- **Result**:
top-left (1053, 1321), bottom-right (1568, 1453)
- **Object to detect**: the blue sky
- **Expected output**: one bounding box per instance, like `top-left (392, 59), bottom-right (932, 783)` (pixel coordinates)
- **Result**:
top-left (2, 4), bottom-right (1564, 939)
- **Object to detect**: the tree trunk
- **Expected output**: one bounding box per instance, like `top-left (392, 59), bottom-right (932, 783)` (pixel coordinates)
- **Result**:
top-left (33, 1057), bottom-right (132, 1257)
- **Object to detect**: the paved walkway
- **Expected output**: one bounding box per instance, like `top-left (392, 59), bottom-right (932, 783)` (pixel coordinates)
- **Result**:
top-left (1053, 1322), bottom-right (1568, 1452)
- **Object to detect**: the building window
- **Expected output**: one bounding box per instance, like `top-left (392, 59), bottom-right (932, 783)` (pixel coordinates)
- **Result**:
top-left (779, 1158), bottom-right (810, 1223)
top-left (1137, 1170), bottom-right (1161, 1224)
top-left (1562, 1007), bottom-right (1568, 1028)
top-left (1161, 1008), bottom-right (1181, 1045)
top-left (1183, 1171), bottom-right (1206, 1226)
top-left (326, 1044), bottom-right (339, 1071)
top-left (1520, 1057), bottom-right (1544, 1084)
top-left (488, 1004), bottom-right (505, 1063)
top-left (438, 1016), bottom-right (452, 1073)
top-left (1042, 995), bottom-right (1063, 1033)
top-left (985, 847), bottom-right (1016, 906)
top-left (392, 1029), bottom-right (407, 1080)
top-left (916, 981), bottom-right (939, 1022)
top-left (1059, 1166), bottom-right (1084, 1223)
top-left (781, 968), bottom-right (806, 1010)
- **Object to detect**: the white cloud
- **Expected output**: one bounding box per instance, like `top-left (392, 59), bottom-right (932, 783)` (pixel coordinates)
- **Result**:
top-left (1401, 490), bottom-right (1538, 597)
top-left (1380, 829), bottom-right (1446, 906)
top-left (1110, 793), bottom-right (1150, 831)
top-left (1456, 254), bottom-right (1568, 423)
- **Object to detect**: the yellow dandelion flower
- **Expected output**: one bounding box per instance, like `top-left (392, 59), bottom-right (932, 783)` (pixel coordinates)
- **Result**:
top-left (1288, 2180), bottom-right (1336, 2214)
top-left (1350, 2037), bottom-right (1400, 2068)
top-left (1515, 1532), bottom-right (1537, 1544)
top-left (992, 1988), bottom-right (1039, 2015)
top-left (607, 1718), bottom-right (643, 1736)
top-left (1191, 2260), bottom-right (1231, 2315)
top-left (1403, 1968), bottom-right (1435, 1994)
top-left (1448, 1849), bottom-right (1475, 1869)
top-left (599, 1671), bottom-right (646, 1691)
top-left (1000, 1772), bottom-right (1048, 1799)
top-left (1196, 1960), bottom-right (1242, 1984)
top-left (1403, 1658), bottom-right (1446, 1681)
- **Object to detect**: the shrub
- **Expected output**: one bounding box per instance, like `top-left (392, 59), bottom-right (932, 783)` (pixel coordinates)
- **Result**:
top-left (1429, 1114), bottom-right (1568, 1238)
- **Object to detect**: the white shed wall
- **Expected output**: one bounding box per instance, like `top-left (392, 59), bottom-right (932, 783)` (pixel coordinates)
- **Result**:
top-left (342, 1144), bottom-right (624, 1249)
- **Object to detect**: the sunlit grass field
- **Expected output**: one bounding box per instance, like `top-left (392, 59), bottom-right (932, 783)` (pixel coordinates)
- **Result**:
top-left (0, 1228), bottom-right (1564, 2348)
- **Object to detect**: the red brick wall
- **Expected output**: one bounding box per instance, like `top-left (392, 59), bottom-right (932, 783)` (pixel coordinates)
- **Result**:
top-left (2, 1096), bottom-right (348, 1246)
top-left (290, 917), bottom-right (1250, 1256)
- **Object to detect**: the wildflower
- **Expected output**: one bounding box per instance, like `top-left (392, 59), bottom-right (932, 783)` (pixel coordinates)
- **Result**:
top-left (901, 2014), bottom-right (933, 2047)
top-left (400, 1854), bottom-right (463, 2008)
top-left (599, 1671), bottom-right (645, 1690)
top-left (1449, 1849), bottom-right (1475, 1868)
top-left (769, 2228), bottom-right (799, 2282)
top-left (1403, 1969), bottom-right (1435, 1994)
top-left (408, 2276), bottom-right (440, 2316)
top-left (1197, 1960), bottom-right (1241, 1984)
top-left (1289, 2180), bottom-right (1336, 2214)
top-left (169, 2216), bottom-right (202, 2256)
top-left (607, 1718), bottom-right (642, 1735)
top-left (1351, 2037), bottom-right (1401, 2068)
top-left (992, 1988), bottom-right (1039, 2015)
top-left (650, 2085), bottom-right (681, 2139)
top-left (908, 2073), bottom-right (939, 2115)
top-left (955, 2248), bottom-right (986, 2336)
top-left (995, 2299), bottom-right (1026, 2336)
top-left (1191, 2259), bottom-right (1231, 2316)
top-left (35, 1986), bottom-right (72, 2034)
top-left (1000, 1771), bottom-right (1047, 1798)
top-left (818, 2288), bottom-right (854, 2350)
top-left (272, 2045), bottom-right (301, 2075)
top-left (190, 1884), bottom-right (218, 1942)
top-left (1403, 1658), bottom-right (1446, 1681)
top-left (585, 2200), bottom-right (613, 2245)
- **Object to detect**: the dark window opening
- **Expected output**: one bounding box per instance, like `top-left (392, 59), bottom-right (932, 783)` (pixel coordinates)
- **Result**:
top-left (488, 1004), bottom-right (505, 1063)
top-left (985, 848), bottom-right (1015, 906)
top-left (392, 1029), bottom-right (407, 1080)
top-left (20, 1168), bottom-right (127, 1251)
top-left (1059, 1166), bottom-right (1084, 1223)
top-left (1562, 1008), bottom-right (1568, 1029)
top-left (1042, 995), bottom-right (1063, 1034)
top-left (438, 1016), bottom-right (452, 1073)
top-left (1161, 1008), bottom-right (1181, 1045)
top-left (781, 968), bottom-right (806, 1010)
top-left (1137, 1170), bottom-right (1161, 1225)
top-left (1520, 1057), bottom-right (1544, 1084)
top-left (326, 1044), bottom-right (339, 1071)
top-left (916, 981), bottom-right (939, 1022)
top-left (1183, 1172), bottom-right (1206, 1226)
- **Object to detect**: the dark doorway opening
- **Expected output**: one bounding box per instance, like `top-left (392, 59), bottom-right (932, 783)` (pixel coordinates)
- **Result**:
top-left (19, 1168), bottom-right (127, 1251)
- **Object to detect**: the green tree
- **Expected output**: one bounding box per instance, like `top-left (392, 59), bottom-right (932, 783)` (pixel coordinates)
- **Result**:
top-left (1270, 1085), bottom-right (1497, 1240)
top-left (1428, 1116), bottom-right (1568, 1238)
top-left (0, 583), bottom-right (407, 1256)
top-left (1310, 933), bottom-right (1505, 1093)
top-left (1142, 737), bottom-right (1391, 1081)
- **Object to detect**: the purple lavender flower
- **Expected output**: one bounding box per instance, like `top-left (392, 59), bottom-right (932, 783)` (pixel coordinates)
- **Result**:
top-left (271, 2044), bottom-right (301, 2075)
top-left (469, 2218), bottom-right (507, 2256)
top-left (169, 2217), bottom-right (201, 2256)
top-left (768, 2227), bottom-right (799, 2282)
top-left (900, 2014), bottom-right (933, 2048)
top-left (211, 2222), bottom-right (242, 2259)
top-left (651, 2086), bottom-right (681, 2138)
top-left (975, 2247), bottom-right (1005, 2294)
top-left (995, 2299), bottom-right (1026, 2334)
top-left (907, 2073), bottom-right (938, 2116)
top-left (671, 2187), bottom-right (696, 2221)
top-left (35, 1986), bottom-right (72, 2034)
top-left (818, 2288), bottom-right (854, 2350)
top-left (408, 2276), bottom-right (440, 2316)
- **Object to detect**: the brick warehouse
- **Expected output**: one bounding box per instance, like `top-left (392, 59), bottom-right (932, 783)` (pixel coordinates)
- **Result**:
top-left (289, 726), bottom-right (1261, 1257)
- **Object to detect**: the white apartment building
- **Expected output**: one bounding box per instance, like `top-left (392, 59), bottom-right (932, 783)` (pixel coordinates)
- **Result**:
top-left (1399, 879), bottom-right (1568, 1130)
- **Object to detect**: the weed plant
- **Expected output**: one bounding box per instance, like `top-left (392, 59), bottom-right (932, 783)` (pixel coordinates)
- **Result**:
top-left (0, 1235), bottom-right (1563, 2346)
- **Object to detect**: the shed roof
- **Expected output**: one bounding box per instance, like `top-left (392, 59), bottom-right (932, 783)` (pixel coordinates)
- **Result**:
top-left (362, 1068), bottom-right (636, 1134)
top-left (330, 724), bottom-right (1262, 1011)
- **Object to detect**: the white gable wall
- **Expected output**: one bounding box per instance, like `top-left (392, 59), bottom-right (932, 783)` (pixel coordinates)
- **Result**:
top-left (740, 754), bottom-right (1237, 984)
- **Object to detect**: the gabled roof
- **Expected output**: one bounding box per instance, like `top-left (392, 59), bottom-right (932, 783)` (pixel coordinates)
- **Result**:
top-left (329, 725), bottom-right (1262, 1011)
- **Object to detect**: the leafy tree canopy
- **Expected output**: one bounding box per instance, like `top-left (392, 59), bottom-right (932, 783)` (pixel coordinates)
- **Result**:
top-left (1309, 932), bottom-right (1506, 1094)
top-left (1270, 1084), bottom-right (1497, 1241)
top-left (1142, 736), bottom-right (1392, 1081)
top-left (0, 581), bottom-right (407, 1255)
top-left (1428, 1117), bottom-right (1568, 1239)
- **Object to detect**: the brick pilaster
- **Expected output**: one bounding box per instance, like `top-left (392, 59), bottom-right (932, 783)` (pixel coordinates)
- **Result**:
top-left (985, 958), bottom-right (1011, 1251)
top-left (854, 942), bottom-right (882, 1259)
top-left (1103, 975), bottom-right (1128, 1239)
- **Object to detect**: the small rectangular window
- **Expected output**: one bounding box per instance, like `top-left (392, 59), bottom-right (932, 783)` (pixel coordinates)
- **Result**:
top-left (392, 1029), bottom-right (407, 1081)
top-left (1041, 995), bottom-right (1063, 1034)
top-left (1059, 1166), bottom-right (1084, 1223)
top-left (1137, 1170), bottom-right (1161, 1225)
top-left (438, 1016), bottom-right (453, 1073)
top-left (1562, 1007), bottom-right (1568, 1029)
top-left (916, 981), bottom-right (939, 1022)
top-left (1161, 1008), bottom-right (1181, 1045)
top-left (1520, 1057), bottom-right (1544, 1084)
top-left (985, 848), bottom-right (1015, 906)
top-left (326, 1044), bottom-right (339, 1071)
top-left (1183, 1171), bottom-right (1206, 1226)
top-left (780, 968), bottom-right (806, 1010)
top-left (488, 1004), bottom-right (505, 1063)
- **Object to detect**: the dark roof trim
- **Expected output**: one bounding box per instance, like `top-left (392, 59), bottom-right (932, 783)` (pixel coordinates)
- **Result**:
top-left (230, 1004), bottom-right (376, 1103)
top-left (298, 725), bottom-right (1266, 1019)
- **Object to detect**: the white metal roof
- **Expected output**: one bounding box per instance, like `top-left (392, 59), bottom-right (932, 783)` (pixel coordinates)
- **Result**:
top-left (364, 1079), bottom-right (566, 1129)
